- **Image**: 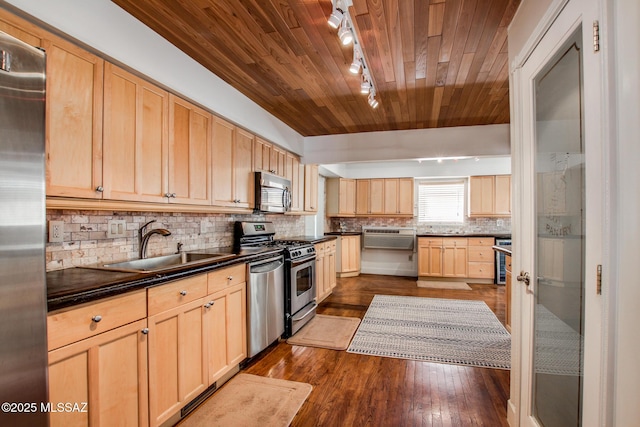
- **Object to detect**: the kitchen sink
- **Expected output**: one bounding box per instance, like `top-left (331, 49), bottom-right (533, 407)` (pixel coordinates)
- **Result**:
top-left (94, 251), bottom-right (236, 273)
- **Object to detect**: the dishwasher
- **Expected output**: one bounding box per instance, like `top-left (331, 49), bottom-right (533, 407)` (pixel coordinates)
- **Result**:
top-left (247, 255), bottom-right (285, 357)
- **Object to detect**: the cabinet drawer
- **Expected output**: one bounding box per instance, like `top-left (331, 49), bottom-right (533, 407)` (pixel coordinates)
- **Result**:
top-left (208, 264), bottom-right (246, 294)
top-left (468, 262), bottom-right (495, 278)
top-left (326, 240), bottom-right (337, 252)
top-left (468, 237), bottom-right (495, 247)
top-left (147, 274), bottom-right (208, 316)
top-left (315, 242), bottom-right (326, 255)
top-left (468, 247), bottom-right (494, 262)
top-left (443, 238), bottom-right (468, 247)
top-left (47, 289), bottom-right (146, 351)
top-left (418, 238), bottom-right (443, 247)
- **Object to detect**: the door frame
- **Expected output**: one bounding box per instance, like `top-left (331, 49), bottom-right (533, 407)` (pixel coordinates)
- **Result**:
top-left (508, 0), bottom-right (615, 425)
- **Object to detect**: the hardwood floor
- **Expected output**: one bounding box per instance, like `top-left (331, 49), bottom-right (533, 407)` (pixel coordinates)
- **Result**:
top-left (242, 274), bottom-right (510, 427)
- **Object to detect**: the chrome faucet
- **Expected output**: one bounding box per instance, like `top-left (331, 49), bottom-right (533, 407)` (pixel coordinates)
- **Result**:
top-left (138, 220), bottom-right (171, 259)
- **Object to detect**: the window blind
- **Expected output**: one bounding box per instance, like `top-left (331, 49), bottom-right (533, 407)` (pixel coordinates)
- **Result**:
top-left (417, 181), bottom-right (465, 222)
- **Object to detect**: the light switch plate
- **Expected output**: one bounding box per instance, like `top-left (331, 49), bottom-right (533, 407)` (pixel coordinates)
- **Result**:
top-left (107, 220), bottom-right (127, 238)
top-left (48, 220), bottom-right (64, 243)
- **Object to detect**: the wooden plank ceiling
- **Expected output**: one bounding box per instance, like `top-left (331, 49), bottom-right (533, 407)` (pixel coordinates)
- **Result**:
top-left (112, 0), bottom-right (520, 137)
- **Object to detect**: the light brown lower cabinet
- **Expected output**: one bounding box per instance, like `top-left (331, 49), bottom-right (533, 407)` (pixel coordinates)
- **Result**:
top-left (47, 265), bottom-right (248, 427)
top-left (315, 240), bottom-right (337, 302)
top-left (337, 235), bottom-right (360, 277)
top-left (418, 237), bottom-right (496, 282)
top-left (47, 290), bottom-right (148, 427)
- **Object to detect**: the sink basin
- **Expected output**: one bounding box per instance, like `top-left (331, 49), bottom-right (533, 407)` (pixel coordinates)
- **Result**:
top-left (96, 252), bottom-right (235, 273)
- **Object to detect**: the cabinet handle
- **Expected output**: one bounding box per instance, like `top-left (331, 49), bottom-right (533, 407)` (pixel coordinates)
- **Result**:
top-left (95, 186), bottom-right (104, 192)
top-left (227, 276), bottom-right (233, 281)
top-left (141, 328), bottom-right (149, 335)
top-left (179, 290), bottom-right (187, 296)
top-left (92, 315), bottom-right (102, 323)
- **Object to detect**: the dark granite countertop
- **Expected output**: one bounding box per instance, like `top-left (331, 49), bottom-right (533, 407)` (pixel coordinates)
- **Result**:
top-left (416, 233), bottom-right (511, 238)
top-left (324, 231), bottom-right (362, 236)
top-left (46, 247), bottom-right (283, 312)
top-left (281, 235), bottom-right (337, 244)
top-left (492, 245), bottom-right (512, 255)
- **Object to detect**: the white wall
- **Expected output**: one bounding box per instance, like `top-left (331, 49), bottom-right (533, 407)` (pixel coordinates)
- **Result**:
top-left (612, 0), bottom-right (640, 423)
top-left (3, 0), bottom-right (305, 154)
top-left (303, 124), bottom-right (510, 164)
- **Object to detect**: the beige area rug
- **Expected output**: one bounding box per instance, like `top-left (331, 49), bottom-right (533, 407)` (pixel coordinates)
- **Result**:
top-left (178, 374), bottom-right (312, 427)
top-left (286, 314), bottom-right (361, 350)
top-left (417, 280), bottom-right (472, 290)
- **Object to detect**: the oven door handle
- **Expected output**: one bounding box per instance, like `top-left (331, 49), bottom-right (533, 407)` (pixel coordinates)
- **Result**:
top-left (290, 254), bottom-right (316, 267)
top-left (291, 302), bottom-right (318, 322)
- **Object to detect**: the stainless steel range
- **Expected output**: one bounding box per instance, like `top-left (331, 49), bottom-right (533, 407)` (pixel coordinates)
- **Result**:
top-left (234, 222), bottom-right (317, 343)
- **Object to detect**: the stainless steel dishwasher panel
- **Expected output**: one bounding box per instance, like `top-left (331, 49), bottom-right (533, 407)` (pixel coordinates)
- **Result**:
top-left (247, 255), bottom-right (285, 357)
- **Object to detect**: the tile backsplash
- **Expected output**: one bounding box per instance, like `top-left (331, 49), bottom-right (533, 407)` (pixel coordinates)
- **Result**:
top-left (46, 210), bottom-right (305, 271)
top-left (329, 216), bottom-right (511, 235)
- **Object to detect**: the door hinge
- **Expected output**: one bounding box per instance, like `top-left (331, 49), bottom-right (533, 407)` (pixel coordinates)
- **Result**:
top-left (596, 264), bottom-right (602, 294)
top-left (593, 21), bottom-right (600, 52)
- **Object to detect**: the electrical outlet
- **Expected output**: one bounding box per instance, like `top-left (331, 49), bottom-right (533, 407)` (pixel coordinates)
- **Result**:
top-left (107, 220), bottom-right (127, 238)
top-left (49, 220), bottom-right (64, 243)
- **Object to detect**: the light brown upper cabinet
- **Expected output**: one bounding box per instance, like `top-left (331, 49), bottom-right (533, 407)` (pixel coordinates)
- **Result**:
top-left (469, 175), bottom-right (511, 217)
top-left (354, 178), bottom-right (413, 217)
top-left (43, 35), bottom-right (105, 199)
top-left (168, 95), bottom-right (212, 205)
top-left (326, 178), bottom-right (356, 217)
top-left (254, 137), bottom-right (285, 177)
top-left (304, 164), bottom-right (319, 213)
top-left (103, 64), bottom-right (169, 203)
top-left (211, 118), bottom-right (254, 209)
top-left (285, 153), bottom-right (304, 213)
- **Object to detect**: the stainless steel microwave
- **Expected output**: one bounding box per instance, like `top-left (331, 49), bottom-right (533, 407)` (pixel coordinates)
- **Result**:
top-left (254, 171), bottom-right (292, 213)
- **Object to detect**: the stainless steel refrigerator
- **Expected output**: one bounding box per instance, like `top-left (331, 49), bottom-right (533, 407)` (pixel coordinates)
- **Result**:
top-left (0, 30), bottom-right (49, 426)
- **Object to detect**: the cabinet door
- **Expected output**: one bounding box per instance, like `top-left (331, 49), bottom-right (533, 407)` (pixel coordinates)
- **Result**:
top-left (103, 64), bottom-right (169, 203)
top-left (44, 38), bottom-right (104, 199)
top-left (211, 117), bottom-right (235, 206)
top-left (339, 179), bottom-right (356, 215)
top-left (327, 249), bottom-right (337, 290)
top-left (205, 282), bottom-right (247, 384)
top-left (253, 137), bottom-right (269, 173)
top-left (397, 178), bottom-right (414, 215)
top-left (0, 11), bottom-right (44, 47)
top-left (341, 236), bottom-right (360, 273)
top-left (271, 146), bottom-right (287, 176)
top-left (418, 238), bottom-right (444, 277)
top-left (288, 154), bottom-right (303, 212)
top-left (494, 175), bottom-right (511, 215)
top-left (304, 164), bottom-right (318, 212)
top-left (370, 179), bottom-right (385, 214)
top-left (383, 179), bottom-right (399, 214)
top-left (442, 247), bottom-right (468, 277)
top-left (168, 95), bottom-right (211, 205)
top-left (355, 179), bottom-right (370, 215)
top-left (148, 298), bottom-right (207, 427)
top-left (315, 254), bottom-right (326, 301)
top-left (48, 319), bottom-right (149, 427)
top-left (469, 176), bottom-right (495, 216)
top-left (234, 128), bottom-right (254, 208)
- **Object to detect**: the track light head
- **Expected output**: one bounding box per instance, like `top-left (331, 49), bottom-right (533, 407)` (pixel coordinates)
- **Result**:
top-left (338, 21), bottom-right (353, 46)
top-left (360, 77), bottom-right (371, 94)
top-left (328, 8), bottom-right (343, 29)
top-left (368, 92), bottom-right (379, 108)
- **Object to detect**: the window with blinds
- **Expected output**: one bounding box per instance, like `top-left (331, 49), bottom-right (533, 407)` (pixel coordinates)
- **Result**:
top-left (417, 180), bottom-right (466, 223)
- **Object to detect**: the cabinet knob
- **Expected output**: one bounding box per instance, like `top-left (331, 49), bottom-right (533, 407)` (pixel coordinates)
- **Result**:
top-left (165, 192), bottom-right (172, 198)
top-left (95, 186), bottom-right (104, 192)
top-left (92, 315), bottom-right (102, 323)
top-left (204, 300), bottom-right (215, 309)
top-left (227, 276), bottom-right (233, 281)
top-left (171, 193), bottom-right (177, 198)
top-left (179, 290), bottom-right (187, 296)
top-left (141, 328), bottom-right (149, 335)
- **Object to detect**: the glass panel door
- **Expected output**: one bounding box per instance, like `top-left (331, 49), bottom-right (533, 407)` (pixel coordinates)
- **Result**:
top-left (533, 31), bottom-right (584, 427)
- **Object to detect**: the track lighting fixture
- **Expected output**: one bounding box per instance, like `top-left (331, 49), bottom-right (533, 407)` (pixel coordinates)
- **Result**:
top-left (360, 75), bottom-right (371, 94)
top-left (329, 0), bottom-right (380, 108)
top-left (338, 19), bottom-right (353, 46)
top-left (328, 0), bottom-right (344, 29)
top-left (368, 91), bottom-right (379, 108)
